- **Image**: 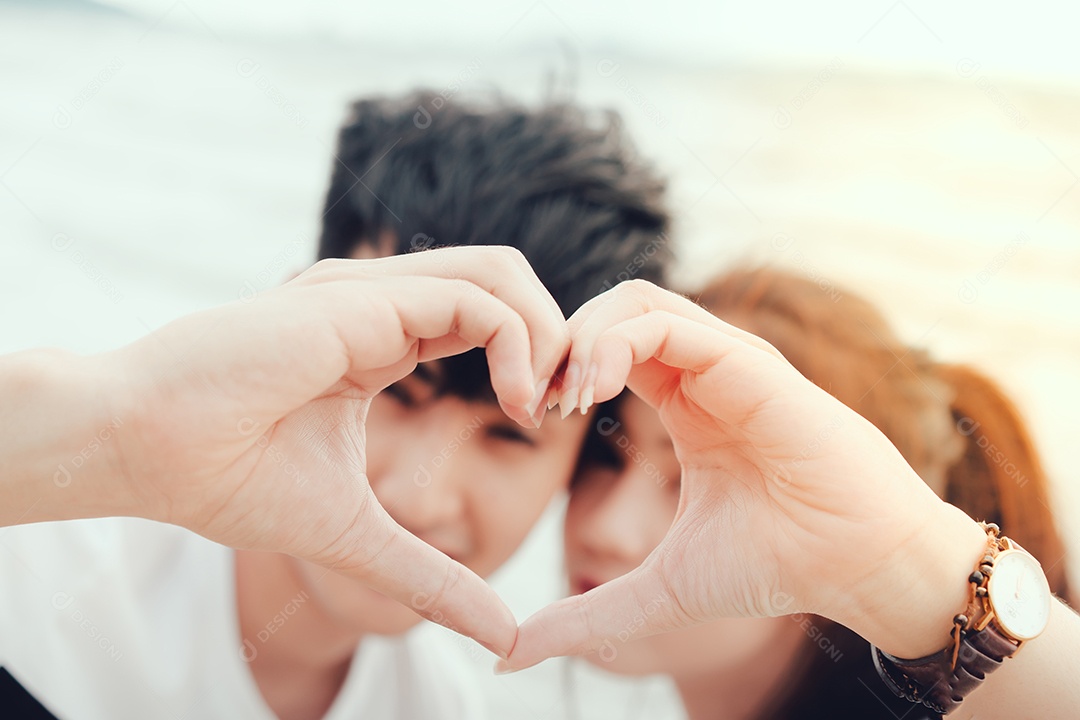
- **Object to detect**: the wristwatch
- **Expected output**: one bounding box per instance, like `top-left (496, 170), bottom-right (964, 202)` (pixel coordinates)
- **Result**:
top-left (871, 523), bottom-right (1052, 715)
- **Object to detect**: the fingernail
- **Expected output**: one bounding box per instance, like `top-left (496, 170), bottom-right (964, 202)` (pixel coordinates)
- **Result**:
top-left (579, 362), bottom-right (599, 414)
top-left (530, 403), bottom-right (547, 429)
top-left (480, 641), bottom-right (509, 660)
top-left (493, 659), bottom-right (518, 675)
top-left (546, 387), bottom-right (559, 411)
top-left (523, 377), bottom-right (549, 420)
top-left (559, 361), bottom-right (582, 420)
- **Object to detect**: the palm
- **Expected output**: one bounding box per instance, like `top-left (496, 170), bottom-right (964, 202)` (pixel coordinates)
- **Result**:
top-left (104, 249), bottom-right (574, 658)
top-left (200, 389), bottom-right (378, 567)
top-left (630, 352), bottom-right (935, 624)
top-left (504, 285), bottom-right (947, 671)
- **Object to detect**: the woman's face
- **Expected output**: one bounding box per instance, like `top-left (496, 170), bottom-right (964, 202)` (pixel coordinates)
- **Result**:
top-left (564, 394), bottom-right (790, 678)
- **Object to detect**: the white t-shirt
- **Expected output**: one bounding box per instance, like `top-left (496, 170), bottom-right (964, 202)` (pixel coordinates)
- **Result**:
top-left (0, 518), bottom-right (483, 719)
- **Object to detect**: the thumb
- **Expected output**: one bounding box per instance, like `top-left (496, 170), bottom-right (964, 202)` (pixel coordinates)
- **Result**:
top-left (336, 498), bottom-right (519, 659)
top-left (500, 560), bottom-right (686, 672)
top-left (284, 394), bottom-right (519, 658)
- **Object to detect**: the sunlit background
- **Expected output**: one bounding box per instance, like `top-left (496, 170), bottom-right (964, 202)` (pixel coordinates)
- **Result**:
top-left (2, 1), bottom-right (1079, 717)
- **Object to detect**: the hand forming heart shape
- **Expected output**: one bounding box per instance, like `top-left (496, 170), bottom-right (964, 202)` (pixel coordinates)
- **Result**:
top-left (35, 249), bottom-right (983, 666)
top-left (503, 279), bottom-right (986, 669)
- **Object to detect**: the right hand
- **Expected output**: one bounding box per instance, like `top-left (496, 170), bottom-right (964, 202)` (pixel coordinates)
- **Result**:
top-left (504, 279), bottom-right (983, 669)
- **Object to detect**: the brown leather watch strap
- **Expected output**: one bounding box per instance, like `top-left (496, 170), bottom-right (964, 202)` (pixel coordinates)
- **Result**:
top-left (872, 623), bottom-right (1019, 714)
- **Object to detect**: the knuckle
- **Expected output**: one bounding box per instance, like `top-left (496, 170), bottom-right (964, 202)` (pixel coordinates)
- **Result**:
top-left (448, 276), bottom-right (475, 293)
top-left (495, 245), bottom-right (526, 262)
top-left (298, 258), bottom-right (367, 286)
top-left (620, 279), bottom-right (661, 308)
top-left (311, 257), bottom-right (348, 273)
top-left (624, 278), bottom-right (659, 295)
top-left (489, 246), bottom-right (526, 273)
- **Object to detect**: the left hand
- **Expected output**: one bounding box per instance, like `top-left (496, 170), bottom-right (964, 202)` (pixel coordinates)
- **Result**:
top-left (504, 280), bottom-right (987, 670)
top-left (4, 248), bottom-right (568, 659)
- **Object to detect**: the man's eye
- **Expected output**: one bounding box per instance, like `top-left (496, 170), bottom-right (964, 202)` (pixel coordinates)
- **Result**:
top-left (580, 433), bottom-right (623, 470)
top-left (485, 424), bottom-right (537, 447)
top-left (593, 441), bottom-right (623, 470)
top-left (382, 384), bottom-right (416, 407)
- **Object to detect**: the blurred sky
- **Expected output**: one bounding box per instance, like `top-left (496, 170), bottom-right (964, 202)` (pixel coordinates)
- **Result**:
top-left (98, 0), bottom-right (1080, 84)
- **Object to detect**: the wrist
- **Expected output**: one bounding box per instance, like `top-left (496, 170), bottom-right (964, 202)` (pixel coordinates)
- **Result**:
top-left (0, 348), bottom-right (141, 525)
top-left (839, 501), bottom-right (990, 659)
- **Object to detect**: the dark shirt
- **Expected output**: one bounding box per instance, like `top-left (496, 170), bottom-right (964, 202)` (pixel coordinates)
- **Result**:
top-left (0, 668), bottom-right (61, 720)
top-left (763, 622), bottom-right (942, 720)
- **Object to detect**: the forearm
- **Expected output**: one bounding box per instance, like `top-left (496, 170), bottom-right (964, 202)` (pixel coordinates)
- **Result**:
top-left (0, 348), bottom-right (139, 526)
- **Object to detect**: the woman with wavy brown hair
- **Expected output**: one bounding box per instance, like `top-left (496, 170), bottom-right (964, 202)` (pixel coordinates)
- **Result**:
top-left (559, 267), bottom-right (1069, 719)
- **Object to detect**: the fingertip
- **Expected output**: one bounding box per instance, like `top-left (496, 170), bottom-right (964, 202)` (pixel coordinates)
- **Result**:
top-left (498, 398), bottom-right (536, 429)
top-left (558, 360), bottom-right (582, 419)
top-left (578, 362), bottom-right (599, 414)
top-left (478, 596), bottom-right (520, 660)
top-left (480, 640), bottom-right (510, 662)
top-left (483, 314), bottom-right (538, 412)
top-left (493, 658), bottom-right (519, 675)
top-left (365, 522), bottom-right (520, 660)
top-left (499, 603), bottom-right (573, 672)
top-left (522, 377), bottom-right (549, 420)
top-left (430, 581), bottom-right (519, 661)
top-left (489, 356), bottom-right (539, 425)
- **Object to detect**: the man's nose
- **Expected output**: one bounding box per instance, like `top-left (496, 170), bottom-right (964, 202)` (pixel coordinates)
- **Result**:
top-left (371, 436), bottom-right (467, 536)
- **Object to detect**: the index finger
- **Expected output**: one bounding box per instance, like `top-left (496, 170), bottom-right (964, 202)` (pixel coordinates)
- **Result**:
top-left (557, 280), bottom-right (787, 413)
top-left (315, 248), bottom-right (570, 419)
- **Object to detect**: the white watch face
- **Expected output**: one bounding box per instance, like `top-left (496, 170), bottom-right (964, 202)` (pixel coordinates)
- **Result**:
top-left (987, 549), bottom-right (1052, 640)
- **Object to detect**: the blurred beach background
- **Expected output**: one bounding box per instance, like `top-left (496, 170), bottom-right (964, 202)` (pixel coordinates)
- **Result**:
top-left (1, 1), bottom-right (1078, 718)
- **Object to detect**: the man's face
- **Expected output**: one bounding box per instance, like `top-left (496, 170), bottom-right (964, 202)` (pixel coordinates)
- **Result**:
top-left (291, 242), bottom-right (588, 635)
